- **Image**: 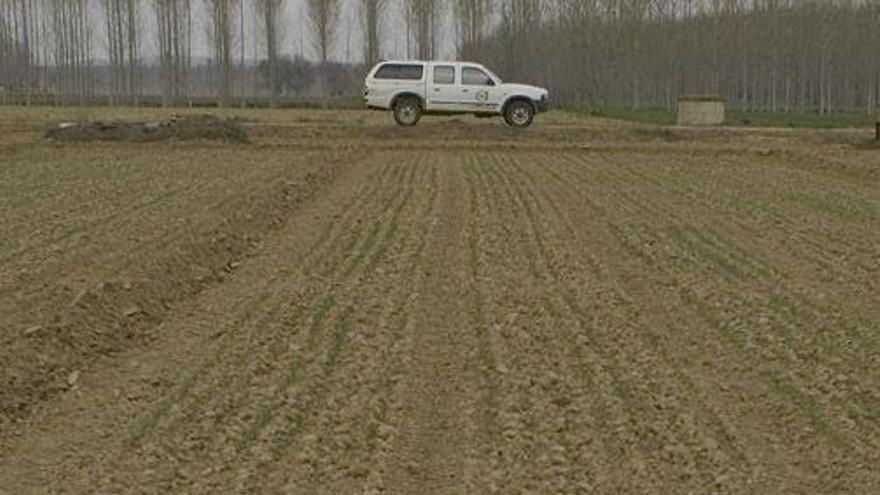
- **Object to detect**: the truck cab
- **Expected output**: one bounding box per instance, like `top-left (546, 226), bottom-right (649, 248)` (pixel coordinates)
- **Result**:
top-left (364, 61), bottom-right (550, 128)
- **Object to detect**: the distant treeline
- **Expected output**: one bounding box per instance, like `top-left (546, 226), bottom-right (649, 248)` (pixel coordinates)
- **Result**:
top-left (0, 54), bottom-right (365, 107)
top-left (0, 0), bottom-right (369, 106)
top-left (2, 1), bottom-right (879, 114)
top-left (480, 1), bottom-right (880, 114)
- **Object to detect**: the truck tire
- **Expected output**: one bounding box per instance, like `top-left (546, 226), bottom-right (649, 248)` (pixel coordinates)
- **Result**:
top-left (504, 100), bottom-right (535, 128)
top-left (393, 97), bottom-right (422, 126)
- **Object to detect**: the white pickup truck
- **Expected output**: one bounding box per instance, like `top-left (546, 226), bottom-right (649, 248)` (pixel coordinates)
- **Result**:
top-left (364, 61), bottom-right (550, 128)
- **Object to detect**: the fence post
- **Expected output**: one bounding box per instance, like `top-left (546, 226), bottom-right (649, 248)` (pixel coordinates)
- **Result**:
top-left (876, 120), bottom-right (879, 142)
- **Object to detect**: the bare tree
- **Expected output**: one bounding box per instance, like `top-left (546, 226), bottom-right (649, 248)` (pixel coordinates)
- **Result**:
top-left (495, 0), bottom-right (544, 77)
top-left (868, 0), bottom-right (880, 114)
top-left (206, 0), bottom-right (236, 106)
top-left (49, 0), bottom-right (92, 104)
top-left (307, 0), bottom-right (340, 64)
top-left (0, 0), bottom-right (16, 92)
top-left (103, 0), bottom-right (140, 104)
top-left (256, 0), bottom-right (284, 104)
top-left (360, 0), bottom-right (385, 66)
top-left (404, 0), bottom-right (443, 60)
top-left (453, 0), bottom-right (490, 61)
top-left (0, 0), bottom-right (41, 104)
top-left (155, 0), bottom-right (192, 105)
top-left (238, 0), bottom-right (246, 105)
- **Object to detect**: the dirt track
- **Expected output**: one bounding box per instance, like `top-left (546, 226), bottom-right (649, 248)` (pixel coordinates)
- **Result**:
top-left (0, 108), bottom-right (878, 494)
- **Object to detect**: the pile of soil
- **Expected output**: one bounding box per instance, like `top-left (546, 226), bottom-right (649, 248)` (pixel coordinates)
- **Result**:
top-left (45, 114), bottom-right (249, 143)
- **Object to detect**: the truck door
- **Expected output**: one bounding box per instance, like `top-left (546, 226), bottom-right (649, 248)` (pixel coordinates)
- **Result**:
top-left (427, 64), bottom-right (459, 112)
top-left (460, 67), bottom-right (501, 113)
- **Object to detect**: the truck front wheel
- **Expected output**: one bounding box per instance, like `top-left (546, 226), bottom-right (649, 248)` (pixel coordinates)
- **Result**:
top-left (504, 100), bottom-right (535, 128)
top-left (393, 97), bottom-right (422, 126)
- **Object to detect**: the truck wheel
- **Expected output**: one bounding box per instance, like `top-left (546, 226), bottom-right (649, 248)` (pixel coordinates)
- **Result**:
top-left (393, 97), bottom-right (422, 126)
top-left (504, 100), bottom-right (535, 128)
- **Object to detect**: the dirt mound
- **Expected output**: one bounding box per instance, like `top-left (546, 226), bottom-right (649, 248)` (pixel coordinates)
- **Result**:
top-left (45, 115), bottom-right (249, 143)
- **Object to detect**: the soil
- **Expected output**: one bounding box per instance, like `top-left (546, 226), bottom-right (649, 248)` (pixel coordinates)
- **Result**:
top-left (0, 108), bottom-right (877, 494)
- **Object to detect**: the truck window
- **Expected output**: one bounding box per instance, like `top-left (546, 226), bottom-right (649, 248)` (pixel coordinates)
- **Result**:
top-left (462, 67), bottom-right (494, 86)
top-left (433, 66), bottom-right (455, 85)
top-left (374, 64), bottom-right (424, 81)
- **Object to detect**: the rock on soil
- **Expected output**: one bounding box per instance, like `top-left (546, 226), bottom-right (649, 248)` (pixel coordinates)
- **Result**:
top-left (22, 325), bottom-right (41, 336)
top-left (67, 371), bottom-right (80, 387)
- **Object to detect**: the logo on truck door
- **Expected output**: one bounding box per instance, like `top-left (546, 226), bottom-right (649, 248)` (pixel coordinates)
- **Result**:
top-left (475, 90), bottom-right (489, 102)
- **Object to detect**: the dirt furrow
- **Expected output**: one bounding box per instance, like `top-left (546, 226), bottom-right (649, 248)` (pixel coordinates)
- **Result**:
top-left (460, 157), bottom-right (511, 494)
top-left (542, 151), bottom-right (878, 491)
top-left (485, 152), bottom-right (746, 492)
top-left (1, 109), bottom-right (878, 494)
top-left (0, 151), bottom-right (389, 493)
top-left (237, 160), bottom-right (433, 494)
top-left (106, 157), bottom-right (425, 492)
top-left (558, 152), bottom-right (878, 374)
top-left (511, 153), bottom-right (784, 481)
top-left (564, 153), bottom-right (880, 441)
top-left (0, 154), bottom-right (345, 426)
top-left (608, 151), bottom-right (877, 301)
top-left (531, 155), bottom-right (824, 487)
top-left (465, 157), bottom-right (610, 493)
top-left (263, 162), bottom-right (442, 495)
top-left (475, 155), bottom-right (653, 491)
top-left (511, 152), bottom-right (776, 468)
top-left (381, 160), bottom-right (480, 495)
top-left (296, 162), bottom-right (397, 268)
top-left (0, 147), bottom-right (282, 270)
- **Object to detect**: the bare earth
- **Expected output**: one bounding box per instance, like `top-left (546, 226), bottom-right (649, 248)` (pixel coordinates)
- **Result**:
top-left (0, 108), bottom-right (877, 494)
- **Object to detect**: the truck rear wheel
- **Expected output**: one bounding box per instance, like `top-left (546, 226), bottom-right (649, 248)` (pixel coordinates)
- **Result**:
top-left (393, 97), bottom-right (422, 126)
top-left (504, 100), bottom-right (535, 128)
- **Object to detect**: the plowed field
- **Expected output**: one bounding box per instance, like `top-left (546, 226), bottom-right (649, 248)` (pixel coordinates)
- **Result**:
top-left (1, 108), bottom-right (878, 494)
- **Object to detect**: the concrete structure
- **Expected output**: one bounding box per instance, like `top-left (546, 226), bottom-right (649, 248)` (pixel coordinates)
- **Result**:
top-left (677, 96), bottom-right (726, 126)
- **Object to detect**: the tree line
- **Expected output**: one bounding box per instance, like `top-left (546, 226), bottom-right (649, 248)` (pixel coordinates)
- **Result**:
top-left (484, 0), bottom-right (880, 114)
top-left (1, 0), bottom-right (878, 114)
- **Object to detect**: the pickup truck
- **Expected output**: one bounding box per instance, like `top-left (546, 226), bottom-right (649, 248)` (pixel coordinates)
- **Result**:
top-left (364, 61), bottom-right (550, 128)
